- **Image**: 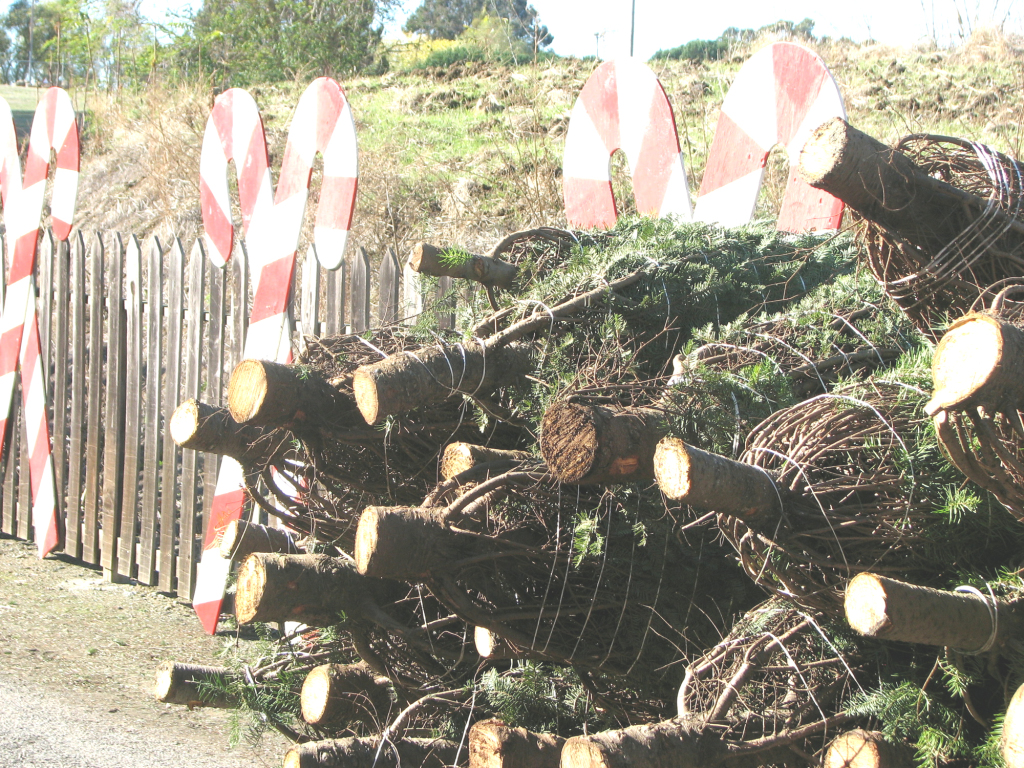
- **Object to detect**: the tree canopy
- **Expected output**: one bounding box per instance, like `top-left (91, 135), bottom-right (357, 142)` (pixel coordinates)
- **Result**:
top-left (403, 0), bottom-right (552, 48)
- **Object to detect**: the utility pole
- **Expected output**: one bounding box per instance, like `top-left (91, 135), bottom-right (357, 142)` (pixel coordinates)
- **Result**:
top-left (594, 31), bottom-right (601, 59)
top-left (630, 0), bottom-right (636, 56)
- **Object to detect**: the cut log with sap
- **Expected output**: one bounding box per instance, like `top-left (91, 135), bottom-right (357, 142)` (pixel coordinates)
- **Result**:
top-left (235, 553), bottom-right (393, 626)
top-left (352, 341), bottom-right (535, 425)
top-left (927, 313), bottom-right (1024, 415)
top-left (300, 663), bottom-right (393, 727)
top-left (355, 506), bottom-right (479, 580)
top-left (825, 730), bottom-right (912, 768)
top-left (227, 359), bottom-right (358, 429)
top-left (219, 519), bottom-right (301, 562)
top-left (409, 242), bottom-right (519, 289)
top-left (469, 718), bottom-right (564, 768)
top-left (441, 443), bottom-right (531, 480)
top-left (653, 437), bottom-right (781, 526)
top-left (169, 399), bottom-right (279, 467)
top-left (1004, 682), bottom-right (1024, 768)
top-left (540, 402), bottom-right (667, 484)
top-left (845, 572), bottom-right (1023, 652)
top-left (283, 737), bottom-right (459, 768)
top-left (153, 661), bottom-right (237, 708)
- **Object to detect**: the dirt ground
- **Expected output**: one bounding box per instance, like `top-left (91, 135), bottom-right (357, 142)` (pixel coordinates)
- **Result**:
top-left (0, 534), bottom-right (290, 766)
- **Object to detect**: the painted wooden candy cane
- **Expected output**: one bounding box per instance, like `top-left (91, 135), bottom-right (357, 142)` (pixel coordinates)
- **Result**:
top-left (192, 78), bottom-right (358, 634)
top-left (694, 42), bottom-right (845, 232)
top-left (0, 89), bottom-right (78, 557)
top-left (563, 57), bottom-right (692, 229)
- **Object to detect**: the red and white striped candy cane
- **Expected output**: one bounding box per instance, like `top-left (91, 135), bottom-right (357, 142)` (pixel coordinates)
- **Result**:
top-left (694, 42), bottom-right (845, 232)
top-left (563, 58), bottom-right (691, 229)
top-left (0, 89), bottom-right (78, 557)
top-left (192, 79), bottom-right (359, 634)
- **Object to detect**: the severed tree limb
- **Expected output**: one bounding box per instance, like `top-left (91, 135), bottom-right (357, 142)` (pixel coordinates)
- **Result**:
top-left (219, 519), bottom-right (301, 562)
top-left (169, 399), bottom-right (281, 467)
top-left (283, 737), bottom-right (459, 768)
top-left (153, 662), bottom-right (238, 708)
top-left (355, 507), bottom-right (477, 580)
top-left (825, 729), bottom-right (913, 768)
top-left (845, 572), bottom-right (1023, 652)
top-left (1004, 682), bottom-right (1024, 768)
top-left (474, 626), bottom-right (526, 661)
top-left (469, 718), bottom-right (565, 768)
top-left (228, 359), bottom-right (358, 429)
top-left (441, 443), bottom-right (530, 480)
top-left (409, 242), bottom-right (519, 289)
top-left (300, 663), bottom-right (393, 728)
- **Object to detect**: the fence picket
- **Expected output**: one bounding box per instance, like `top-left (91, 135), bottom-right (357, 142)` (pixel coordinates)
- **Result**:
top-left (378, 248), bottom-right (399, 326)
top-left (178, 239), bottom-right (206, 599)
top-left (202, 258), bottom-right (227, 541)
top-left (52, 237), bottom-right (70, 546)
top-left (138, 237), bottom-right (162, 585)
top-left (403, 262), bottom-right (422, 326)
top-left (117, 236), bottom-right (143, 578)
top-left (325, 257), bottom-right (346, 336)
top-left (351, 247), bottom-right (370, 333)
top-left (301, 246), bottom-right (320, 339)
top-left (101, 235), bottom-right (128, 578)
top-left (16, 401), bottom-right (29, 540)
top-left (38, 232), bottom-right (53, 379)
top-left (1, 393), bottom-right (17, 536)
top-left (229, 242), bottom-right (248, 373)
top-left (82, 232), bottom-right (105, 566)
top-left (158, 239), bottom-right (185, 593)
top-left (65, 233), bottom-right (86, 560)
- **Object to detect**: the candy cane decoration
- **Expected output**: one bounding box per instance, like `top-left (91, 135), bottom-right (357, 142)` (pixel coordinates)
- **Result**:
top-left (0, 89), bottom-right (78, 557)
top-left (563, 57), bottom-right (692, 229)
top-left (192, 78), bottom-right (358, 634)
top-left (694, 42), bottom-right (845, 232)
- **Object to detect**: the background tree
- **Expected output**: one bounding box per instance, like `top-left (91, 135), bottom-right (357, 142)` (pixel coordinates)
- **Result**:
top-left (404, 0), bottom-right (552, 48)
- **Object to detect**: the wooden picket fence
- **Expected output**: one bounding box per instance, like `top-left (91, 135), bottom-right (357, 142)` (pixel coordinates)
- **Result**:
top-left (0, 231), bottom-right (442, 598)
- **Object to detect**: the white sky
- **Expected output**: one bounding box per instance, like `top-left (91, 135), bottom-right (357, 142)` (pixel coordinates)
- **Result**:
top-left (16, 0), bottom-right (1024, 57)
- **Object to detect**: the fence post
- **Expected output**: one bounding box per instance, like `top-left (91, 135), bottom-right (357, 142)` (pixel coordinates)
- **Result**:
top-left (116, 235), bottom-right (143, 580)
top-left (138, 236), bottom-right (163, 586)
top-left (351, 247), bottom-right (371, 333)
top-left (82, 232), bottom-right (105, 566)
top-left (378, 248), bottom-right (400, 326)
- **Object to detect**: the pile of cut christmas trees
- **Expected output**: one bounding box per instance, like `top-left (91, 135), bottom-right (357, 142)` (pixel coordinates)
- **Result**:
top-left (154, 116), bottom-right (1024, 768)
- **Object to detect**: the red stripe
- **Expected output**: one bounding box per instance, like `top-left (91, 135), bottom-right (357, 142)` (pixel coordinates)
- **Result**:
top-left (697, 112), bottom-right (767, 197)
top-left (20, 325), bottom-right (38, 382)
top-left (0, 325), bottom-right (24, 376)
top-left (317, 176), bottom-right (357, 231)
top-left (214, 92), bottom-right (234, 159)
top-left (23, 151), bottom-right (48, 189)
top-left (579, 61), bottom-right (620, 155)
top-left (563, 177), bottom-right (618, 229)
top-left (249, 257), bottom-right (296, 323)
top-left (632, 82), bottom-right (682, 216)
top-left (45, 90), bottom-right (57, 146)
top-left (237, 127), bottom-right (269, 231)
top-left (274, 143), bottom-right (310, 203)
top-left (28, 418), bottom-right (50, 497)
top-left (203, 488), bottom-right (248, 546)
top-left (9, 231), bottom-right (39, 283)
top-left (773, 44), bottom-right (827, 147)
top-left (316, 81), bottom-right (344, 151)
top-left (194, 599), bottom-right (223, 635)
top-left (200, 176), bottom-right (234, 261)
top-left (777, 169), bottom-right (844, 232)
top-left (38, 515), bottom-right (59, 557)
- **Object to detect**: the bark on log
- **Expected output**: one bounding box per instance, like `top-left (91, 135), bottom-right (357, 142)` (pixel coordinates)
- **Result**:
top-left (352, 342), bottom-right (535, 425)
top-left (442, 443), bottom-right (531, 480)
top-left (153, 661), bottom-right (237, 708)
top-left (1003, 682), bottom-right (1024, 768)
top-left (845, 572), bottom-right (1022, 651)
top-left (927, 313), bottom-right (1024, 415)
top-left (219, 519), bottom-right (300, 561)
top-left (355, 507), bottom-right (469, 580)
top-left (653, 437), bottom-right (781, 527)
top-left (227, 359), bottom-right (354, 429)
top-left (409, 242), bottom-right (519, 288)
top-left (825, 730), bottom-right (912, 768)
top-left (300, 663), bottom-right (393, 727)
top-left (560, 719), bottom-right (707, 768)
top-left (540, 403), bottom-right (667, 484)
top-left (283, 737), bottom-right (459, 768)
top-left (798, 117), bottom-right (997, 249)
top-left (470, 718), bottom-right (564, 768)
top-left (235, 553), bottom-right (387, 626)
top-left (169, 399), bottom-right (274, 466)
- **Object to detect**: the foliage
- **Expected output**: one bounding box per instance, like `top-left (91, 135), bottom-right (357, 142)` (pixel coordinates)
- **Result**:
top-left (403, 0), bottom-right (552, 49)
top-left (476, 662), bottom-right (598, 734)
top-left (651, 18), bottom-right (816, 62)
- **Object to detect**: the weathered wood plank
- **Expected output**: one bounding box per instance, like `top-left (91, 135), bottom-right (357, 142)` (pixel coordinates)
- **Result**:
top-left (52, 237), bottom-right (70, 550)
top-left (202, 258), bottom-right (226, 542)
top-left (229, 242), bottom-right (248, 374)
top-left (101, 235), bottom-right (127, 578)
top-left (437, 276), bottom-right (455, 330)
top-left (300, 245), bottom-right (320, 338)
top-left (117, 236), bottom-right (143, 578)
top-left (82, 232), bottom-right (105, 566)
top-left (16, 400), bottom-right (29, 541)
top-left (0, 394), bottom-right (16, 537)
top-left (350, 246), bottom-right (370, 333)
top-left (138, 237), bottom-right (163, 586)
top-left (37, 230), bottom-right (54, 379)
top-left (178, 240), bottom-right (206, 600)
top-left (159, 239), bottom-right (185, 593)
top-left (65, 232), bottom-right (87, 560)
top-left (324, 255), bottom-right (346, 336)
top-left (378, 247), bottom-right (400, 326)
top-left (403, 262), bottom-right (422, 326)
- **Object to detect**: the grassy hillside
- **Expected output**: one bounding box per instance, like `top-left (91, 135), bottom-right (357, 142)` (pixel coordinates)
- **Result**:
top-left (66, 29), bottom-right (1024, 259)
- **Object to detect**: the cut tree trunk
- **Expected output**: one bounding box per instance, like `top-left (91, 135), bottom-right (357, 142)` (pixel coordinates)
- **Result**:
top-left (300, 663), bottom-right (393, 727)
top-left (227, 359), bottom-right (355, 429)
top-left (469, 718), bottom-right (564, 768)
top-left (442, 443), bottom-right (530, 480)
top-left (798, 117), bottom-right (1001, 250)
top-left (169, 399), bottom-right (275, 466)
top-left (235, 553), bottom-right (387, 626)
top-left (560, 719), bottom-right (708, 768)
top-left (474, 626), bottom-right (521, 661)
top-left (219, 519), bottom-right (301, 561)
top-left (926, 313), bottom-right (1024, 415)
top-left (352, 342), bottom-right (535, 425)
top-left (409, 242), bottom-right (518, 288)
top-left (1003, 682), bottom-right (1024, 768)
top-left (653, 438), bottom-right (781, 527)
top-left (283, 737), bottom-right (459, 768)
top-left (355, 507), bottom-right (470, 580)
top-left (540, 403), bottom-right (666, 484)
top-left (825, 730), bottom-right (912, 768)
top-left (845, 572), bottom-right (1022, 652)
top-left (153, 662), bottom-right (237, 708)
